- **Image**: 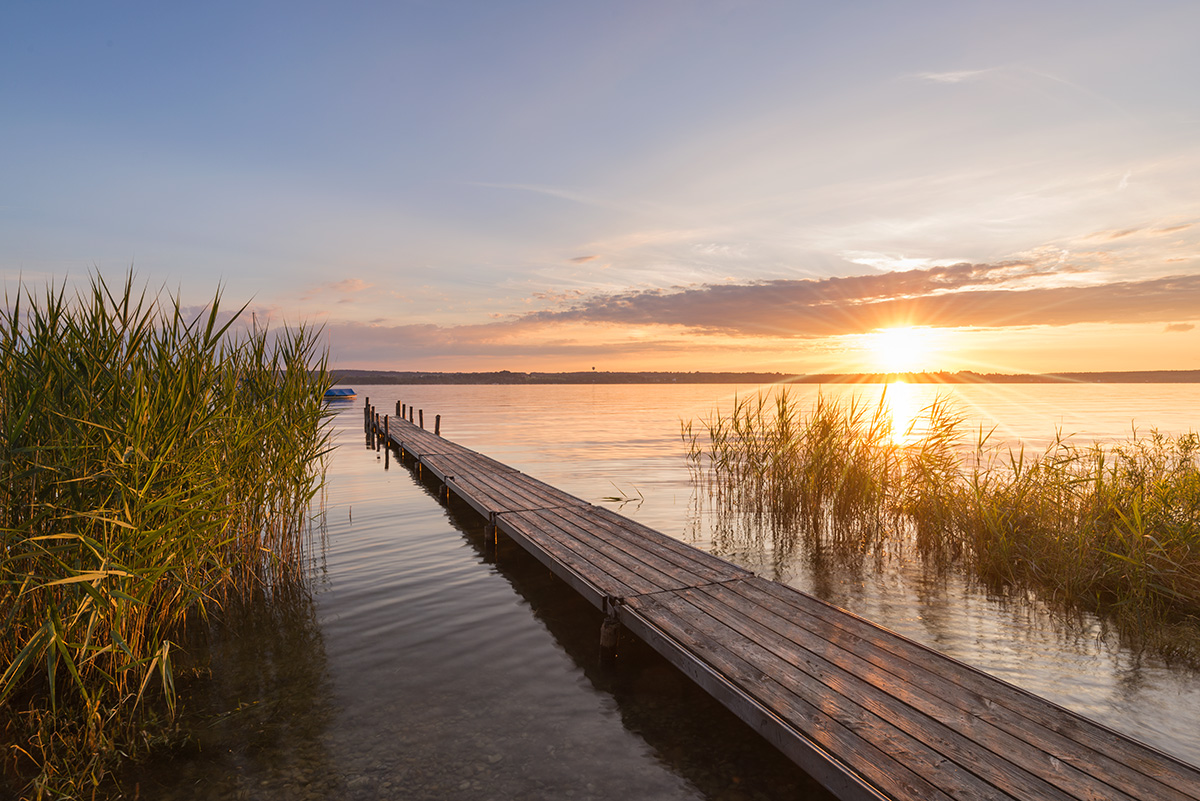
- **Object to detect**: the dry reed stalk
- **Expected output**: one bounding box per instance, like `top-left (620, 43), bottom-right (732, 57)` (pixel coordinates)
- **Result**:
top-left (687, 388), bottom-right (1200, 662)
top-left (1, 273), bottom-right (332, 797)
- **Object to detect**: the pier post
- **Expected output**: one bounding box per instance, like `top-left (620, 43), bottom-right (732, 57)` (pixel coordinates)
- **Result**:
top-left (409, 406), bottom-right (414, 423)
top-left (482, 521), bottom-right (497, 562)
top-left (383, 415), bottom-right (389, 468)
top-left (396, 400), bottom-right (401, 416)
top-left (435, 414), bottom-right (441, 436)
top-left (419, 409), bottom-right (424, 429)
top-left (600, 601), bottom-right (620, 663)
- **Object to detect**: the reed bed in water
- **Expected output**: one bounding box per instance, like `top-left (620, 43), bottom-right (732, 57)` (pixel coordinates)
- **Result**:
top-left (684, 388), bottom-right (1200, 661)
top-left (0, 274), bottom-right (332, 798)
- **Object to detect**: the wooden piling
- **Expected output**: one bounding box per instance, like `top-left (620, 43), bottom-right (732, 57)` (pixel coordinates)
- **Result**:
top-left (599, 612), bottom-right (620, 662)
top-left (481, 522), bottom-right (497, 562)
top-left (434, 414), bottom-right (441, 436)
top-left (383, 415), bottom-right (389, 468)
top-left (419, 409), bottom-right (424, 429)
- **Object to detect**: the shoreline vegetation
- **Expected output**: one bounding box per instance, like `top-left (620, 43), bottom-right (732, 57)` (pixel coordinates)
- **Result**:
top-left (684, 389), bottom-right (1200, 666)
top-left (331, 368), bottom-right (1200, 385)
top-left (1, 275), bottom-right (332, 799)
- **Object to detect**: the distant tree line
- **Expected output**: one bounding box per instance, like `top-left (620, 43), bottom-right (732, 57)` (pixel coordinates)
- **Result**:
top-left (328, 368), bottom-right (1200, 385)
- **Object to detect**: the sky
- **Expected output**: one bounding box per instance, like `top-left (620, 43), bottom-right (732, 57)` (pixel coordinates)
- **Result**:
top-left (4, 0), bottom-right (1199, 374)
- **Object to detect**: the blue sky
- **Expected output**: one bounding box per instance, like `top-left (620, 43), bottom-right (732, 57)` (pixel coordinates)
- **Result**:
top-left (4, 1), bottom-right (1199, 372)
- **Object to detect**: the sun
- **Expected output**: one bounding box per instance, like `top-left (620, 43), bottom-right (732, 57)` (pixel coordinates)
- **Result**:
top-left (866, 327), bottom-right (940, 373)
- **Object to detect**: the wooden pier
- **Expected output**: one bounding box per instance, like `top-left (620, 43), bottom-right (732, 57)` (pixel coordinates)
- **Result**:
top-left (368, 405), bottom-right (1200, 801)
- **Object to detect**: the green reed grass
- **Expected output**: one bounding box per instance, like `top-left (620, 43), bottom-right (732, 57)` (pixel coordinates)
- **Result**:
top-left (1, 274), bottom-right (332, 798)
top-left (686, 388), bottom-right (1200, 662)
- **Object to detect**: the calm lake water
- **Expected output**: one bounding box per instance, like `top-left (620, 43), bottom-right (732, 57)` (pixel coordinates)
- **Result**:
top-left (135, 382), bottom-right (1200, 799)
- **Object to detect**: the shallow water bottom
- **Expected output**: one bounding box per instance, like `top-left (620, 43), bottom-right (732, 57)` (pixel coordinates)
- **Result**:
top-left (130, 417), bottom-right (831, 800)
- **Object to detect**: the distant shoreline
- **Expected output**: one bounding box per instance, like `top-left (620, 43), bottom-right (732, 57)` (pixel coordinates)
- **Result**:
top-left (330, 368), bottom-right (1200, 385)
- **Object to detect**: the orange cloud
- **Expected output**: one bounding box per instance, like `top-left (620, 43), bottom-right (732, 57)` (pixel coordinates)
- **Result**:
top-left (519, 264), bottom-right (1200, 337)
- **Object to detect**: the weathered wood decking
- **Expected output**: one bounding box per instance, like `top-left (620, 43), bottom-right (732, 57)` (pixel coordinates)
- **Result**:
top-left (374, 411), bottom-right (1200, 801)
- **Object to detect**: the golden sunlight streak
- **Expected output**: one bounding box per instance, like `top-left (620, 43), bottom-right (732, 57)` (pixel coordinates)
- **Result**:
top-left (865, 327), bottom-right (942, 373)
top-left (880, 380), bottom-right (923, 446)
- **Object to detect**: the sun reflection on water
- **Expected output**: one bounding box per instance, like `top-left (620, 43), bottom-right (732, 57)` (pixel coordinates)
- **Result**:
top-left (880, 380), bottom-right (923, 447)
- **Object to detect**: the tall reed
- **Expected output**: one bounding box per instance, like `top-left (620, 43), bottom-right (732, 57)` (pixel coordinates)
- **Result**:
top-left (687, 388), bottom-right (1200, 661)
top-left (1, 274), bottom-right (332, 798)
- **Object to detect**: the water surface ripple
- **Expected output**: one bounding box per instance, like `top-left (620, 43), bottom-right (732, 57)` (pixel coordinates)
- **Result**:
top-left (134, 383), bottom-right (1200, 798)
top-left (135, 400), bottom-right (829, 800)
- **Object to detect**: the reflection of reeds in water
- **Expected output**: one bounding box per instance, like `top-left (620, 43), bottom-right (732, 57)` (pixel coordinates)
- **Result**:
top-left (685, 387), bottom-right (1200, 662)
top-left (0, 274), bottom-right (331, 797)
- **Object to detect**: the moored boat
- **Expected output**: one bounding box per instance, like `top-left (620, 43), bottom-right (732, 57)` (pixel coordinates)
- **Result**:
top-left (323, 387), bottom-right (358, 401)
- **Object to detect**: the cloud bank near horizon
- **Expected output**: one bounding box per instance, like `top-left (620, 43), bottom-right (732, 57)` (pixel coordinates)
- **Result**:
top-left (519, 263), bottom-right (1200, 336)
top-left (318, 264), bottom-right (1200, 367)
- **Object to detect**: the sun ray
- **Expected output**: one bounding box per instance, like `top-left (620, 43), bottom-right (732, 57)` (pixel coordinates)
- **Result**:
top-left (865, 326), bottom-right (942, 373)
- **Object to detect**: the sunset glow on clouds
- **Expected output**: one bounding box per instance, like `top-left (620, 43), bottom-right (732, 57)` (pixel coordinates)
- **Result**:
top-left (3, 1), bottom-right (1199, 373)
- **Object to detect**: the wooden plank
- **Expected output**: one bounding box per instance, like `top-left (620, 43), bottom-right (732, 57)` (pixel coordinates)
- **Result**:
top-left (739, 578), bottom-right (1200, 800)
top-left (681, 581), bottom-right (1129, 801)
top-left (439, 459), bottom-right (586, 510)
top-left (386, 417), bottom-right (463, 456)
top-left (628, 590), bottom-right (963, 801)
top-left (496, 510), bottom-right (667, 598)
top-left (583, 506), bottom-right (754, 585)
top-left (483, 467), bottom-right (594, 510)
top-left (421, 453), bottom-right (522, 489)
top-left (419, 451), bottom-right (749, 588)
top-left (722, 578), bottom-right (1199, 801)
top-left (524, 505), bottom-right (748, 590)
top-left (484, 508), bottom-right (611, 610)
top-left (445, 468), bottom-right (591, 517)
top-left (615, 601), bottom-right (891, 801)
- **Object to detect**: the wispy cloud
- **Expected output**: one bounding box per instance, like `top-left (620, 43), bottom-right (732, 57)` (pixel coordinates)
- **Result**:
top-left (301, 277), bottom-right (372, 301)
top-left (466, 181), bottom-right (622, 210)
top-left (910, 65), bottom-right (1130, 118)
top-left (329, 278), bottom-right (372, 293)
top-left (1165, 323), bottom-right (1196, 333)
top-left (915, 69), bottom-right (993, 84)
top-left (1084, 221), bottom-right (1197, 241)
top-left (1105, 229), bottom-right (1139, 240)
top-left (569, 255), bottom-right (599, 263)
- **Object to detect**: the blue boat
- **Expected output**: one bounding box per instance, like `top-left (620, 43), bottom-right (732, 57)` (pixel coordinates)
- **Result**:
top-left (323, 387), bottom-right (358, 401)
